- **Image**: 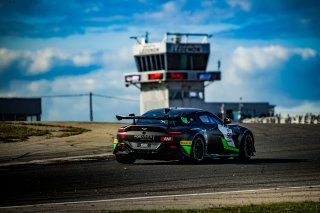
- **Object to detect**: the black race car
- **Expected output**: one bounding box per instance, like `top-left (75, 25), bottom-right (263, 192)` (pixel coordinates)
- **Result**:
top-left (114, 108), bottom-right (255, 164)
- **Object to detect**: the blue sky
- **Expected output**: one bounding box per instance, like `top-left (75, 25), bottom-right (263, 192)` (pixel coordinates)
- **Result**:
top-left (0, 0), bottom-right (319, 121)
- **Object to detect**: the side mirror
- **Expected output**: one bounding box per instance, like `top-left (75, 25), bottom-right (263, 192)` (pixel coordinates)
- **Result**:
top-left (224, 117), bottom-right (232, 124)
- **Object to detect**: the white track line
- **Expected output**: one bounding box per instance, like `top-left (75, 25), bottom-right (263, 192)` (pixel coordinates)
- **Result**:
top-left (1, 185), bottom-right (319, 209)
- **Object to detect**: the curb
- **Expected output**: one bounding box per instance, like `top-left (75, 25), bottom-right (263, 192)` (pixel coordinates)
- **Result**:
top-left (0, 153), bottom-right (115, 167)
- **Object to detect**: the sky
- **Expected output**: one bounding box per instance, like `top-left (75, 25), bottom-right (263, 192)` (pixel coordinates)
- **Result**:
top-left (0, 0), bottom-right (319, 121)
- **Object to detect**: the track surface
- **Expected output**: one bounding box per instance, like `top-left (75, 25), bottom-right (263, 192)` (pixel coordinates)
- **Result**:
top-left (0, 124), bottom-right (319, 207)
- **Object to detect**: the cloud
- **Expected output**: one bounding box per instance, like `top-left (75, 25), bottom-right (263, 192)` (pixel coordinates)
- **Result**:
top-left (0, 48), bottom-right (100, 76)
top-left (26, 48), bottom-right (68, 74)
top-left (0, 68), bottom-right (140, 121)
top-left (0, 48), bottom-right (19, 70)
top-left (206, 45), bottom-right (319, 106)
top-left (276, 101), bottom-right (320, 115)
top-left (227, 0), bottom-right (251, 12)
top-left (230, 46), bottom-right (316, 74)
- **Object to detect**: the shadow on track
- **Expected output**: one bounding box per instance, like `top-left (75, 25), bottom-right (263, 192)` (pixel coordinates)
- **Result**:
top-left (133, 158), bottom-right (307, 166)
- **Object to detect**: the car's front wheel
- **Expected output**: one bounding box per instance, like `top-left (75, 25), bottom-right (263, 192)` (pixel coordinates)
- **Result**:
top-left (115, 154), bottom-right (136, 164)
top-left (191, 137), bottom-right (205, 163)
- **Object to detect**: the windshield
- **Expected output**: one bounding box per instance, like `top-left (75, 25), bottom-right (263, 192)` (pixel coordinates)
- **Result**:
top-left (136, 109), bottom-right (194, 126)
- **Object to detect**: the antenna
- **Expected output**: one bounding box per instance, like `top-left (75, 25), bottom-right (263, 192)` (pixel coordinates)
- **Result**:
top-left (145, 32), bottom-right (149, 43)
top-left (130, 36), bottom-right (140, 44)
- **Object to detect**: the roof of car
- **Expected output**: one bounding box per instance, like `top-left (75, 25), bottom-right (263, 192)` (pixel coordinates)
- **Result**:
top-left (146, 107), bottom-right (206, 114)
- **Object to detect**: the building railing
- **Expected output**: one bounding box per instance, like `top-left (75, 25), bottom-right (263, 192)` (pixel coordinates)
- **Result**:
top-left (242, 113), bottom-right (320, 124)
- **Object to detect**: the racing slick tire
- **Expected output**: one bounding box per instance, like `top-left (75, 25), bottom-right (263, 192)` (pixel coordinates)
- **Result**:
top-left (238, 134), bottom-right (254, 160)
top-left (115, 154), bottom-right (136, 164)
top-left (191, 137), bottom-right (205, 163)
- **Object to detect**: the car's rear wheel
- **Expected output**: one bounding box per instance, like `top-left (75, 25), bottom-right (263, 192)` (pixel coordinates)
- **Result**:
top-left (239, 134), bottom-right (254, 160)
top-left (115, 154), bottom-right (136, 164)
top-left (191, 137), bottom-right (205, 163)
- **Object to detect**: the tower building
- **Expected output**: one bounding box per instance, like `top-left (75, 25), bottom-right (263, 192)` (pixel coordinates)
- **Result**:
top-left (124, 32), bottom-right (275, 119)
top-left (125, 32), bottom-right (221, 114)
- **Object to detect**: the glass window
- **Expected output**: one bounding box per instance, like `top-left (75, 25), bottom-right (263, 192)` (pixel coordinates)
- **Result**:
top-left (199, 115), bottom-right (210, 124)
top-left (136, 109), bottom-right (195, 126)
top-left (199, 113), bottom-right (222, 125)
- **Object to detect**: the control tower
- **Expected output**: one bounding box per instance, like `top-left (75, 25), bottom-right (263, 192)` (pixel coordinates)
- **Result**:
top-left (124, 32), bottom-right (221, 114)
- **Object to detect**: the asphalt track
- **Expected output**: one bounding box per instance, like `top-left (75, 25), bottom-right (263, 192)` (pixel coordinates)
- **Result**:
top-left (0, 124), bottom-right (319, 210)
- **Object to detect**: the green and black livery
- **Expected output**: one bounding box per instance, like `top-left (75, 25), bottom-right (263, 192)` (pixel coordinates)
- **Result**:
top-left (113, 108), bottom-right (255, 164)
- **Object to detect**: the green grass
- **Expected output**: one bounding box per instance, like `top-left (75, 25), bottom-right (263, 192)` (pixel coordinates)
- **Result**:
top-left (58, 126), bottom-right (90, 137)
top-left (0, 123), bottom-right (50, 142)
top-left (106, 201), bottom-right (319, 213)
top-left (0, 122), bottom-right (90, 142)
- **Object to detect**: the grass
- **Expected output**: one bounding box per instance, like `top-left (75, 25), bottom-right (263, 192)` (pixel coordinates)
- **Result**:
top-left (106, 201), bottom-right (320, 213)
top-left (58, 126), bottom-right (90, 137)
top-left (0, 122), bottom-right (90, 142)
top-left (0, 123), bottom-right (50, 142)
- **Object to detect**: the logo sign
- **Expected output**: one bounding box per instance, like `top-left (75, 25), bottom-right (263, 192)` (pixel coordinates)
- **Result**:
top-left (171, 44), bottom-right (202, 53)
top-left (198, 72), bottom-right (221, 81)
top-left (166, 72), bottom-right (188, 80)
top-left (125, 75), bottom-right (141, 83)
top-left (148, 73), bottom-right (163, 80)
top-left (140, 45), bottom-right (160, 54)
top-left (134, 135), bottom-right (154, 140)
top-left (160, 136), bottom-right (174, 142)
top-left (180, 140), bottom-right (192, 146)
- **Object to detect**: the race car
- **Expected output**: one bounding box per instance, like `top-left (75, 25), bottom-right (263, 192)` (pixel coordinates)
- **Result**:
top-left (113, 107), bottom-right (255, 164)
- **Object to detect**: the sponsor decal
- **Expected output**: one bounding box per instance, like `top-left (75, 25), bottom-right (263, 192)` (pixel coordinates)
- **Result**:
top-left (171, 44), bottom-right (203, 53)
top-left (181, 117), bottom-right (190, 124)
top-left (113, 138), bottom-right (118, 149)
top-left (134, 135), bottom-right (154, 140)
top-left (180, 140), bottom-right (192, 156)
top-left (218, 124), bottom-right (236, 148)
top-left (218, 125), bottom-right (239, 152)
top-left (180, 140), bottom-right (192, 146)
top-left (161, 136), bottom-right (174, 142)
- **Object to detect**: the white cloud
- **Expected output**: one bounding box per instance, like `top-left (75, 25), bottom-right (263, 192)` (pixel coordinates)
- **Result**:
top-left (230, 45), bottom-right (317, 74)
top-left (26, 48), bottom-right (68, 75)
top-left (206, 45), bottom-right (318, 105)
top-left (231, 46), bottom-right (290, 73)
top-left (27, 79), bottom-right (51, 93)
top-left (293, 48), bottom-right (317, 59)
top-left (1, 67), bottom-right (140, 121)
top-left (0, 48), bottom-right (102, 75)
top-left (71, 52), bottom-right (95, 66)
top-left (134, 0), bottom-right (212, 25)
top-left (227, 0), bottom-right (251, 12)
top-left (102, 47), bottom-right (134, 70)
top-left (84, 6), bottom-right (100, 13)
top-left (0, 48), bottom-right (19, 71)
top-left (276, 101), bottom-right (320, 115)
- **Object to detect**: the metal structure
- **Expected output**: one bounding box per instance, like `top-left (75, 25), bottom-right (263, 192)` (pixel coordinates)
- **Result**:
top-left (125, 32), bottom-right (221, 114)
top-left (125, 32), bottom-right (275, 119)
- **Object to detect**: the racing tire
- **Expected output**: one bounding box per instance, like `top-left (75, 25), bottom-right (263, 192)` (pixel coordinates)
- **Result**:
top-left (239, 134), bottom-right (254, 160)
top-left (191, 137), bottom-right (205, 163)
top-left (115, 154), bottom-right (136, 164)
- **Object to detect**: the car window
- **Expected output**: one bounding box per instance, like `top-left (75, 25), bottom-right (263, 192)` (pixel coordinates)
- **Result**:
top-left (199, 115), bottom-right (210, 124)
top-left (198, 113), bottom-right (222, 125)
top-left (208, 114), bottom-right (222, 125)
top-left (136, 109), bottom-right (196, 126)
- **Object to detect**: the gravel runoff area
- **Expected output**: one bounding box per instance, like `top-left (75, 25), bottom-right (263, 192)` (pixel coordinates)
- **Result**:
top-left (0, 122), bottom-right (124, 166)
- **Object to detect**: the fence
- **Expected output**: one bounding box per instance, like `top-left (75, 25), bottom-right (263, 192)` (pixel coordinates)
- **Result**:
top-left (242, 113), bottom-right (320, 124)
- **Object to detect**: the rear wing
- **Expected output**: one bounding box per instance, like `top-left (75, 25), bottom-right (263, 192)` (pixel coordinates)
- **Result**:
top-left (116, 114), bottom-right (180, 125)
